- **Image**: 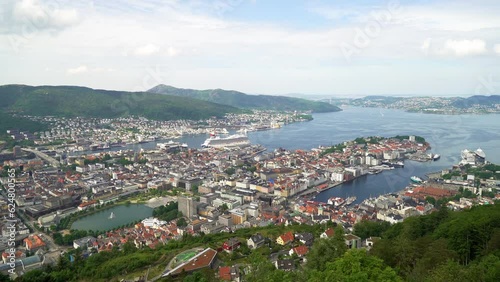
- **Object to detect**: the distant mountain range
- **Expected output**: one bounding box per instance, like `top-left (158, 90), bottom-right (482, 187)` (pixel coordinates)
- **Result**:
top-left (345, 95), bottom-right (500, 113)
top-left (0, 84), bottom-right (241, 121)
top-left (147, 84), bottom-right (341, 113)
top-left (451, 95), bottom-right (500, 108)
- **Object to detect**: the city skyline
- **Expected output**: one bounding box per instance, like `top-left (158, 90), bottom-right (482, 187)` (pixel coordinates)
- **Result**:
top-left (1, 0), bottom-right (500, 96)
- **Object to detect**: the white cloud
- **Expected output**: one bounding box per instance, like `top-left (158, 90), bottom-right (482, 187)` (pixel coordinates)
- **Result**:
top-left (441, 39), bottom-right (487, 56)
top-left (134, 44), bottom-right (160, 56)
top-left (494, 44), bottom-right (500, 55)
top-left (2, 0), bottom-right (500, 95)
top-left (8, 0), bottom-right (80, 32)
top-left (67, 65), bottom-right (88, 75)
top-left (394, 3), bottom-right (500, 32)
top-left (66, 65), bottom-right (115, 75)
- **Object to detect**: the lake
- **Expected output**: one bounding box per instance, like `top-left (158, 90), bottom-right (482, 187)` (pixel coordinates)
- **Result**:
top-left (71, 204), bottom-right (153, 232)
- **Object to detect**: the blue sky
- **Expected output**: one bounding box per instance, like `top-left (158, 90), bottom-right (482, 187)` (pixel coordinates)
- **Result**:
top-left (1, 0), bottom-right (500, 97)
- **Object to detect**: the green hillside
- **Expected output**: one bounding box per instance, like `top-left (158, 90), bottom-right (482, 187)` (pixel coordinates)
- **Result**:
top-left (148, 84), bottom-right (342, 113)
top-left (0, 111), bottom-right (48, 133)
top-left (0, 85), bottom-right (240, 120)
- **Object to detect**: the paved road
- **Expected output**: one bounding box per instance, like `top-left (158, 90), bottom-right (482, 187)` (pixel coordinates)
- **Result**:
top-left (21, 148), bottom-right (60, 167)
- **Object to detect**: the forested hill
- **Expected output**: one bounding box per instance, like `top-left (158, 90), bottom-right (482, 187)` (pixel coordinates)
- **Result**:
top-left (148, 84), bottom-right (342, 113)
top-left (0, 85), bottom-right (240, 120)
top-left (362, 202), bottom-right (500, 281)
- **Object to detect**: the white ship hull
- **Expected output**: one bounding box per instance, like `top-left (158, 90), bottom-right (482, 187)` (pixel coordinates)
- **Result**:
top-left (202, 134), bottom-right (250, 148)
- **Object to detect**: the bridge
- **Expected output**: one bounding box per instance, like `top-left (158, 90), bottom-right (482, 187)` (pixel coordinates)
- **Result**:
top-left (22, 148), bottom-right (60, 167)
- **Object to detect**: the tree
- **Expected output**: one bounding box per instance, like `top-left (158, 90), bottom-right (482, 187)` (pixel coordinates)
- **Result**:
top-left (426, 196), bottom-right (436, 205)
top-left (0, 273), bottom-right (10, 282)
top-left (122, 241), bottom-right (137, 254)
top-left (306, 226), bottom-right (347, 271)
top-left (191, 184), bottom-right (199, 194)
top-left (309, 249), bottom-right (402, 282)
top-left (245, 251), bottom-right (280, 282)
top-left (177, 217), bottom-right (187, 227)
top-left (20, 269), bottom-right (52, 282)
top-left (353, 220), bottom-right (391, 239)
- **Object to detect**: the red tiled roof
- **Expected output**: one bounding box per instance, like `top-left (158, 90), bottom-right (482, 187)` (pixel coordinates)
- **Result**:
top-left (324, 228), bottom-right (335, 238)
top-left (279, 231), bottom-right (294, 244)
top-left (24, 235), bottom-right (46, 250)
top-left (292, 245), bottom-right (309, 256)
top-left (219, 266), bottom-right (232, 281)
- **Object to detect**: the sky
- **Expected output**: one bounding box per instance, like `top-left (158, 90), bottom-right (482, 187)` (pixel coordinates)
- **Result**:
top-left (1, 0), bottom-right (500, 97)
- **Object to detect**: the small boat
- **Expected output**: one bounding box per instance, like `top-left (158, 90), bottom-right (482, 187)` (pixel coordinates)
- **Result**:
top-left (433, 154), bottom-right (440, 161)
top-left (345, 196), bottom-right (357, 206)
top-left (410, 176), bottom-right (423, 183)
top-left (109, 212), bottom-right (115, 219)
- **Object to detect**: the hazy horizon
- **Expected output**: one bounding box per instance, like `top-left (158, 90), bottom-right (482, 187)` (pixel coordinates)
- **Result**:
top-left (2, 0), bottom-right (500, 96)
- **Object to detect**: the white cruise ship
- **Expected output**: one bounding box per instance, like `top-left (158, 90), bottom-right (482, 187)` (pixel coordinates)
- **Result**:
top-left (201, 134), bottom-right (250, 148)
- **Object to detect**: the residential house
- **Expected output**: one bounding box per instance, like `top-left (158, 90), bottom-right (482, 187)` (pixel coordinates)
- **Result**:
top-left (276, 231), bottom-right (294, 246)
top-left (222, 238), bottom-right (241, 253)
top-left (295, 232), bottom-right (314, 247)
top-left (275, 259), bottom-right (295, 271)
top-left (219, 266), bottom-right (241, 282)
top-left (247, 233), bottom-right (266, 249)
top-left (73, 236), bottom-right (97, 250)
top-left (320, 228), bottom-right (335, 239)
top-left (289, 245), bottom-right (309, 257)
top-left (365, 237), bottom-right (381, 251)
top-left (345, 234), bottom-right (362, 249)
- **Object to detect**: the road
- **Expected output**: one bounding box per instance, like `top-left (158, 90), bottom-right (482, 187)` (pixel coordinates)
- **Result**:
top-left (21, 148), bottom-right (60, 167)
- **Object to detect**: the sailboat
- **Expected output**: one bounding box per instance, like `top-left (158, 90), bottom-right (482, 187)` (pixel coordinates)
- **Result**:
top-left (109, 212), bottom-right (115, 219)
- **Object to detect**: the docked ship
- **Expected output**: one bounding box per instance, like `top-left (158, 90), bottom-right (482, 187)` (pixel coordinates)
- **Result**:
top-left (345, 196), bottom-right (357, 206)
top-left (327, 197), bottom-right (346, 207)
top-left (201, 134), bottom-right (250, 148)
top-left (410, 176), bottom-right (423, 183)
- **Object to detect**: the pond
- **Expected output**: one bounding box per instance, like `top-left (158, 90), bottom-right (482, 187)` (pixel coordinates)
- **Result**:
top-left (71, 204), bottom-right (153, 232)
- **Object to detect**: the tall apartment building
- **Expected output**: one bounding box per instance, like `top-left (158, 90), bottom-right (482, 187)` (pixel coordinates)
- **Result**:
top-left (178, 196), bottom-right (196, 218)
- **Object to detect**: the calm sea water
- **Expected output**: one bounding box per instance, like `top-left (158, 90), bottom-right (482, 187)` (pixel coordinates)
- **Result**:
top-left (251, 107), bottom-right (500, 203)
top-left (76, 107), bottom-right (500, 204)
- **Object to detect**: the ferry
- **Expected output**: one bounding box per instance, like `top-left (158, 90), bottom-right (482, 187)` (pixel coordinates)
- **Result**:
top-left (327, 197), bottom-right (346, 207)
top-left (157, 140), bottom-right (181, 150)
top-left (410, 176), bottom-right (423, 183)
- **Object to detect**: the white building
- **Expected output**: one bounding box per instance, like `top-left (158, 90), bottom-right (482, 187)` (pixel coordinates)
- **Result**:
top-left (141, 217), bottom-right (167, 228)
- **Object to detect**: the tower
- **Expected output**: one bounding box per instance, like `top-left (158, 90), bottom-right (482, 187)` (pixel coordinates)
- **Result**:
top-left (178, 196), bottom-right (196, 218)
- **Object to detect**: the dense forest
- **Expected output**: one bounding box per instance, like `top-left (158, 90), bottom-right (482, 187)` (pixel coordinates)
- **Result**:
top-left (148, 84), bottom-right (342, 113)
top-left (0, 85), bottom-right (240, 121)
top-left (12, 202), bottom-right (500, 282)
